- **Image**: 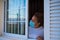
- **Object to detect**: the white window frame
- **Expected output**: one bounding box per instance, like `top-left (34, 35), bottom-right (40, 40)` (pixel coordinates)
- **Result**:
top-left (44, 0), bottom-right (50, 40)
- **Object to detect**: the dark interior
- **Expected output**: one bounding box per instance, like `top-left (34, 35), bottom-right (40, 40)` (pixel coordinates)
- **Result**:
top-left (29, 0), bottom-right (44, 20)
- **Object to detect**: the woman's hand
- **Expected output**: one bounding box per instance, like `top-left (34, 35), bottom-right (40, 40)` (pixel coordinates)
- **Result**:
top-left (37, 36), bottom-right (43, 40)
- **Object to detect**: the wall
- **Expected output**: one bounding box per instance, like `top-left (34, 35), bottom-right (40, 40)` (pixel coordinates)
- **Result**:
top-left (0, 0), bottom-right (4, 36)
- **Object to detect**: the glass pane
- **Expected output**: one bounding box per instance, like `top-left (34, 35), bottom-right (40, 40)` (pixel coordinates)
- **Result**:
top-left (5, 0), bottom-right (26, 35)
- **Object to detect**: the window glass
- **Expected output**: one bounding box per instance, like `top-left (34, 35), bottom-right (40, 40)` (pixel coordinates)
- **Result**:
top-left (5, 0), bottom-right (26, 35)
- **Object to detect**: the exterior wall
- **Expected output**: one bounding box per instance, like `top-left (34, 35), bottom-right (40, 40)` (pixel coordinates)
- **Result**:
top-left (0, 0), bottom-right (4, 36)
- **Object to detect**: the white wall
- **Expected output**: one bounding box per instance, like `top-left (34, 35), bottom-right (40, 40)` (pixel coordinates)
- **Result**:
top-left (0, 0), bottom-right (4, 36)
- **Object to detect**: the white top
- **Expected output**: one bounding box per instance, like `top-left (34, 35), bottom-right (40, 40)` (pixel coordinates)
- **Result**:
top-left (29, 26), bottom-right (44, 39)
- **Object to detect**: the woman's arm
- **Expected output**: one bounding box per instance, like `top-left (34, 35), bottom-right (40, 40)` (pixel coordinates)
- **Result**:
top-left (37, 36), bottom-right (43, 40)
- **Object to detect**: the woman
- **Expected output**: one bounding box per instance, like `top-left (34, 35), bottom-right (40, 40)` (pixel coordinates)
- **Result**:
top-left (29, 12), bottom-right (44, 40)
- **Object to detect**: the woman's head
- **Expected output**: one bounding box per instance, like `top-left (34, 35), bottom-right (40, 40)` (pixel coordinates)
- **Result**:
top-left (30, 12), bottom-right (43, 28)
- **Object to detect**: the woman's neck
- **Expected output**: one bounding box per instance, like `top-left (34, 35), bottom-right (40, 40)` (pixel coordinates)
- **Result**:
top-left (35, 25), bottom-right (41, 28)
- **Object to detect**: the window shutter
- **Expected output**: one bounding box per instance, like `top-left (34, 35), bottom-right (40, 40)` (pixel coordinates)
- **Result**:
top-left (50, 0), bottom-right (60, 40)
top-left (44, 0), bottom-right (60, 40)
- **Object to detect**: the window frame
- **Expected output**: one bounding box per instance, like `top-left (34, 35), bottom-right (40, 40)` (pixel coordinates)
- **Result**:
top-left (44, 0), bottom-right (50, 40)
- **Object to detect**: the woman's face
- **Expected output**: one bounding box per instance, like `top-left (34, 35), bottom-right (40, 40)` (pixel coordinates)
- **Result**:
top-left (32, 16), bottom-right (40, 28)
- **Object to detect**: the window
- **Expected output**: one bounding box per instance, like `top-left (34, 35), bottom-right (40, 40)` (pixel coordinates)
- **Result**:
top-left (4, 0), bottom-right (28, 38)
top-left (4, 0), bottom-right (44, 40)
top-left (3, 0), bottom-right (60, 40)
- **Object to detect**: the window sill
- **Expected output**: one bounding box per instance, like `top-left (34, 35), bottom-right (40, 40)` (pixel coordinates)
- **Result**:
top-left (0, 36), bottom-right (36, 40)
